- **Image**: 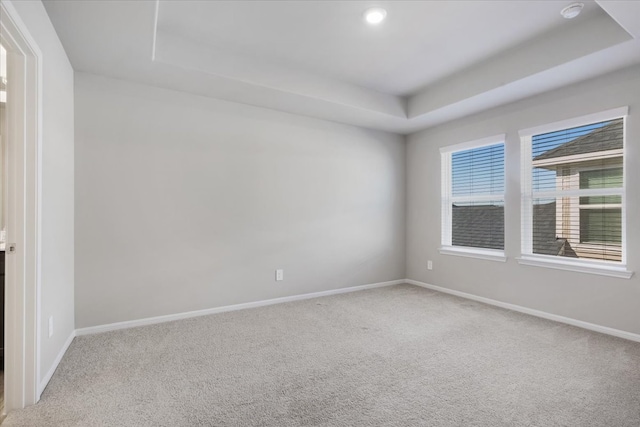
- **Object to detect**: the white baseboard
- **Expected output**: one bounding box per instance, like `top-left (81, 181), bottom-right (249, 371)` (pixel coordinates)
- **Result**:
top-left (75, 279), bottom-right (405, 336)
top-left (38, 330), bottom-right (76, 398)
top-left (405, 279), bottom-right (640, 343)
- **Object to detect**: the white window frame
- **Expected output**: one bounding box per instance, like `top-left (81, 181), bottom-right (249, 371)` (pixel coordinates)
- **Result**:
top-left (518, 107), bottom-right (633, 279)
top-left (439, 134), bottom-right (507, 262)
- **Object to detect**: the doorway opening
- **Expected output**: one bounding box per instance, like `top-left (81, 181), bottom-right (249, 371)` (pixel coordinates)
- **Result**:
top-left (0, 40), bottom-right (8, 421)
top-left (1, 0), bottom-right (42, 415)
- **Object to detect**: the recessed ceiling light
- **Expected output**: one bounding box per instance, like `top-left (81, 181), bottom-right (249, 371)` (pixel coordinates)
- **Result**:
top-left (560, 3), bottom-right (584, 19)
top-left (363, 8), bottom-right (387, 25)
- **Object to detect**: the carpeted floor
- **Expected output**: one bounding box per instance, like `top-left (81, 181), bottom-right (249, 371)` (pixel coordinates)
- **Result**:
top-left (4, 284), bottom-right (640, 426)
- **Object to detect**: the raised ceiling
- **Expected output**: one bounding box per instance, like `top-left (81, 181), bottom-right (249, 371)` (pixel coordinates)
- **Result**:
top-left (43, 0), bottom-right (640, 134)
top-left (156, 0), bottom-right (602, 96)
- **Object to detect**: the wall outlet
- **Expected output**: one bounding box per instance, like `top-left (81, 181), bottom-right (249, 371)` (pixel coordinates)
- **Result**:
top-left (427, 260), bottom-right (433, 270)
top-left (48, 316), bottom-right (54, 338)
top-left (275, 269), bottom-right (284, 281)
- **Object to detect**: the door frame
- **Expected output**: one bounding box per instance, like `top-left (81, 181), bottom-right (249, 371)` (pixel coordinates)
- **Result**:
top-left (1, 0), bottom-right (42, 412)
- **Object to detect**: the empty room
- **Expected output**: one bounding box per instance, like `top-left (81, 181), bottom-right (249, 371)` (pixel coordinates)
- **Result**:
top-left (1, 0), bottom-right (639, 426)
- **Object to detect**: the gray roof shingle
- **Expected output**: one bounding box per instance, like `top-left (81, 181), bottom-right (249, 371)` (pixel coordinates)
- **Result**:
top-left (452, 202), bottom-right (574, 257)
top-left (452, 204), bottom-right (504, 250)
top-left (533, 119), bottom-right (623, 162)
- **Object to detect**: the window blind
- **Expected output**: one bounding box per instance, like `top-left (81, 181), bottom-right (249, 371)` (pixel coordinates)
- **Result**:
top-left (442, 142), bottom-right (505, 251)
top-left (527, 118), bottom-right (624, 263)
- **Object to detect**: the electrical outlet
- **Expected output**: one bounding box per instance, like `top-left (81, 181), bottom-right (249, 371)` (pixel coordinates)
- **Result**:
top-left (427, 260), bottom-right (433, 270)
top-left (48, 316), bottom-right (54, 338)
top-left (275, 269), bottom-right (284, 281)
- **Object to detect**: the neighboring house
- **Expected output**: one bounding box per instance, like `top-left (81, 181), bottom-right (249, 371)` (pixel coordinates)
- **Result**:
top-left (532, 119), bottom-right (623, 261)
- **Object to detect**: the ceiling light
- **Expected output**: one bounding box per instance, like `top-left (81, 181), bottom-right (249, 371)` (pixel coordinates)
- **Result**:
top-left (560, 3), bottom-right (584, 19)
top-left (364, 8), bottom-right (387, 25)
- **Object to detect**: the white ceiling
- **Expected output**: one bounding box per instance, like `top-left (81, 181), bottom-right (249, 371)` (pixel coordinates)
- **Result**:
top-left (43, 0), bottom-right (640, 134)
top-left (157, 0), bottom-right (601, 96)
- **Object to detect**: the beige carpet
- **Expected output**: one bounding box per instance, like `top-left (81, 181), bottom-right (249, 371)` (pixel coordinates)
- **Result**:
top-left (4, 284), bottom-right (640, 426)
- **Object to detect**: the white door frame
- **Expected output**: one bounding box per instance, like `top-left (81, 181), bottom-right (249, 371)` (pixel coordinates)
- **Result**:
top-left (1, 0), bottom-right (42, 412)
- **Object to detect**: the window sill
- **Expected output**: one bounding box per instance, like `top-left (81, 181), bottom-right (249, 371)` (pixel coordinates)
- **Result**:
top-left (439, 247), bottom-right (507, 262)
top-left (516, 255), bottom-right (633, 279)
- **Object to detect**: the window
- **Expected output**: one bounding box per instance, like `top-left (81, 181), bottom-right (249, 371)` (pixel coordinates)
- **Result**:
top-left (440, 135), bottom-right (506, 260)
top-left (579, 168), bottom-right (622, 245)
top-left (520, 108), bottom-right (629, 274)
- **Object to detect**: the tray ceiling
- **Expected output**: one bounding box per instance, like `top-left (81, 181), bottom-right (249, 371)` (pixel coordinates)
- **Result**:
top-left (43, 0), bottom-right (640, 134)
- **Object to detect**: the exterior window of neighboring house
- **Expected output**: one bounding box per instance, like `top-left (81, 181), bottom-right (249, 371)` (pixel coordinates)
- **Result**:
top-left (520, 108), bottom-right (629, 275)
top-left (440, 135), bottom-right (506, 261)
top-left (579, 168), bottom-right (622, 245)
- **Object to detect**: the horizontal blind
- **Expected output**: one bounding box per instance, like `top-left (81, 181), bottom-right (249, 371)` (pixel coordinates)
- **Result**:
top-left (449, 143), bottom-right (504, 250)
top-left (530, 118), bottom-right (624, 262)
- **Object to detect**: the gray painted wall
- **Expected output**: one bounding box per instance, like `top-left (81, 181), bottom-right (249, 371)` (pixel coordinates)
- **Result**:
top-left (74, 73), bottom-right (406, 328)
top-left (407, 64), bottom-right (640, 335)
top-left (10, 0), bottom-right (75, 383)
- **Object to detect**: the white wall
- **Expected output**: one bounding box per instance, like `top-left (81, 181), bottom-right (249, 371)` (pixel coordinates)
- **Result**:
top-left (74, 73), bottom-right (405, 328)
top-left (407, 64), bottom-right (640, 335)
top-left (9, 0), bottom-right (75, 384)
